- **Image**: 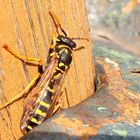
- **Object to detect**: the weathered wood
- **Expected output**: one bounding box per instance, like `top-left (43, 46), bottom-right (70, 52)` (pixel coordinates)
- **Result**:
top-left (0, 0), bottom-right (94, 139)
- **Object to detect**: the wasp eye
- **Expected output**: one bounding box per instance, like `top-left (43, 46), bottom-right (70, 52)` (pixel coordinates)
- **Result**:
top-left (61, 37), bottom-right (67, 42)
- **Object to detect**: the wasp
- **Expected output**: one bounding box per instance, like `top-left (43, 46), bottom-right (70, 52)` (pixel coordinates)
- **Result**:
top-left (0, 11), bottom-right (88, 134)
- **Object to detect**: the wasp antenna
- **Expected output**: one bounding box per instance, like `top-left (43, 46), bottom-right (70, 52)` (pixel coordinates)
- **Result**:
top-left (49, 11), bottom-right (67, 36)
top-left (71, 37), bottom-right (89, 41)
top-left (74, 46), bottom-right (85, 51)
top-left (49, 11), bottom-right (59, 34)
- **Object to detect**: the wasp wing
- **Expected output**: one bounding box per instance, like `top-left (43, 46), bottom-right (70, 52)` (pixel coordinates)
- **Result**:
top-left (21, 54), bottom-right (70, 134)
top-left (46, 67), bottom-right (69, 119)
top-left (20, 57), bottom-right (58, 128)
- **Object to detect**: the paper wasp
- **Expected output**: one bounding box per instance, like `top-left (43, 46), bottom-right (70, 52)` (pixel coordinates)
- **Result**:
top-left (0, 11), bottom-right (88, 134)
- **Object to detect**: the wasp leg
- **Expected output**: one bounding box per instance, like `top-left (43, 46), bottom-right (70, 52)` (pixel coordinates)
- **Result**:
top-left (49, 86), bottom-right (66, 117)
top-left (52, 103), bottom-right (61, 115)
top-left (2, 44), bottom-right (42, 65)
top-left (46, 31), bottom-right (58, 65)
top-left (0, 73), bottom-right (41, 110)
top-left (52, 93), bottom-right (64, 115)
top-left (0, 44), bottom-right (43, 110)
top-left (51, 31), bottom-right (57, 50)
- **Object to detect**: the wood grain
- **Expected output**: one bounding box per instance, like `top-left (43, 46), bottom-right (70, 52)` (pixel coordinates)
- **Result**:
top-left (0, 0), bottom-right (94, 139)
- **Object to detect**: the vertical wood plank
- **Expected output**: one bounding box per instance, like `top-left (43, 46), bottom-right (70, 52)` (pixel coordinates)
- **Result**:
top-left (0, 0), bottom-right (94, 139)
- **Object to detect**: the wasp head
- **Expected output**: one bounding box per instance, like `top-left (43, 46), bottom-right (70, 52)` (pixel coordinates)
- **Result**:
top-left (57, 35), bottom-right (76, 49)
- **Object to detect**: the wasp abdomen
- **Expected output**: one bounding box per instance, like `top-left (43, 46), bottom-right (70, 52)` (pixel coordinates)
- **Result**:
top-left (23, 84), bottom-right (54, 133)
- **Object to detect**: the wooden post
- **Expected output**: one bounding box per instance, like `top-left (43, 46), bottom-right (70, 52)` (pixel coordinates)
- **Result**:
top-left (0, 0), bottom-right (94, 139)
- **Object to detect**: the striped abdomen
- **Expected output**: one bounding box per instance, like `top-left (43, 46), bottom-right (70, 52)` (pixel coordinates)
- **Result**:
top-left (21, 82), bottom-right (54, 133)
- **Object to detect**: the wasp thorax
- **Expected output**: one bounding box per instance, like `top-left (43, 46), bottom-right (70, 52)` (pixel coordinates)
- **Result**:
top-left (57, 35), bottom-right (76, 49)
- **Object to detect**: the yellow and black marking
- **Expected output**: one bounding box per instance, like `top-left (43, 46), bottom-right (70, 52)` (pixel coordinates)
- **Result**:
top-left (27, 125), bottom-right (32, 130)
top-left (20, 11), bottom-right (88, 134)
top-left (23, 34), bottom-right (77, 133)
top-left (25, 89), bottom-right (53, 132)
